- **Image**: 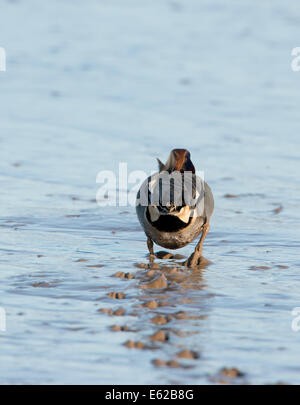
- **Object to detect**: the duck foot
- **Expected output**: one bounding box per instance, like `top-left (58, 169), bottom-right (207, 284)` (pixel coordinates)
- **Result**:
top-left (184, 254), bottom-right (210, 268)
top-left (184, 252), bottom-right (200, 268)
top-left (148, 254), bottom-right (155, 264)
top-left (183, 252), bottom-right (204, 268)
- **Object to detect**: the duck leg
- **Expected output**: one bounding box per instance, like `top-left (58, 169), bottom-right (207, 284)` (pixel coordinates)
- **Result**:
top-left (147, 237), bottom-right (155, 262)
top-left (185, 223), bottom-right (210, 268)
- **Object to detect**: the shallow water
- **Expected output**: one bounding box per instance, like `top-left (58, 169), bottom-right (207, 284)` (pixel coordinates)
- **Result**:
top-left (1, 0), bottom-right (300, 384)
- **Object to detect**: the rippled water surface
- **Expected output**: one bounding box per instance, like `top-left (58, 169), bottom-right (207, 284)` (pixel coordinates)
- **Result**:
top-left (1, 0), bottom-right (300, 384)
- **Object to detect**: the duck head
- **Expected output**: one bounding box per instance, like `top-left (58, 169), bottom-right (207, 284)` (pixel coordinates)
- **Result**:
top-left (157, 148), bottom-right (195, 174)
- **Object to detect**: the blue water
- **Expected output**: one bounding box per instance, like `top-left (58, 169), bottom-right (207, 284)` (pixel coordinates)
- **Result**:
top-left (0, 0), bottom-right (300, 384)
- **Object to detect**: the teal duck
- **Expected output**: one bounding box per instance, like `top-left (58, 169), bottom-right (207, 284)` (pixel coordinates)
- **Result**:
top-left (136, 149), bottom-right (214, 267)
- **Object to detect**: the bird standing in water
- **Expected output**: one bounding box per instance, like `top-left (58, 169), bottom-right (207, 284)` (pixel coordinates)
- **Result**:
top-left (136, 149), bottom-right (214, 268)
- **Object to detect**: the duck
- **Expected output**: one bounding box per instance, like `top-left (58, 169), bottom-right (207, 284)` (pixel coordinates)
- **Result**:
top-left (136, 149), bottom-right (214, 268)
